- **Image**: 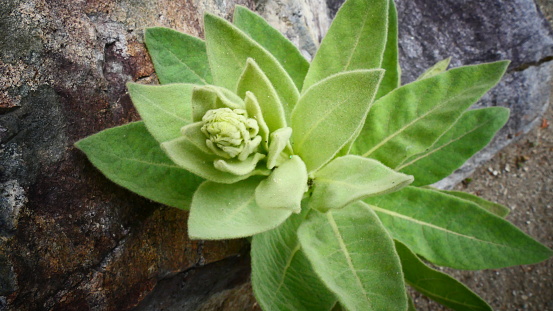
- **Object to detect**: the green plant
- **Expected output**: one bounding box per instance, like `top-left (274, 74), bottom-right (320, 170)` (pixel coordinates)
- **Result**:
top-left (75, 0), bottom-right (552, 310)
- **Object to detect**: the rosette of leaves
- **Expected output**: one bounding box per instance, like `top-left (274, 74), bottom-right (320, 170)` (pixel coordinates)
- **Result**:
top-left (75, 0), bottom-right (552, 310)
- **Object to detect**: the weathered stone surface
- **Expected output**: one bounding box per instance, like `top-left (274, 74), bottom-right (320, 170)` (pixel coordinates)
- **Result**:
top-left (0, 0), bottom-right (253, 310)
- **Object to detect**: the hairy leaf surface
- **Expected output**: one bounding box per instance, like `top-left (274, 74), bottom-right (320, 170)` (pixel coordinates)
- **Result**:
top-left (365, 187), bottom-right (552, 269)
top-left (298, 202), bottom-right (408, 311)
top-left (75, 122), bottom-right (202, 210)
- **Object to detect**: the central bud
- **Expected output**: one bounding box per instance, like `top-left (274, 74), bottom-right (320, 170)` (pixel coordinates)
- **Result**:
top-left (201, 108), bottom-right (262, 161)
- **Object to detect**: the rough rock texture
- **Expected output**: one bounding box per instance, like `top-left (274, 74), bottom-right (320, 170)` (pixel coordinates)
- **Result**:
top-left (0, 1), bottom-right (253, 310)
top-left (1, 0), bottom-right (552, 310)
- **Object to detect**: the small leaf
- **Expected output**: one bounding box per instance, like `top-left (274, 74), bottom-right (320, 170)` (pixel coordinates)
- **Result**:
top-left (416, 57), bottom-right (452, 81)
top-left (204, 13), bottom-right (299, 112)
top-left (251, 206), bottom-right (337, 311)
top-left (127, 83), bottom-right (195, 143)
top-left (236, 58), bottom-right (287, 129)
top-left (191, 85), bottom-right (244, 122)
top-left (376, 0), bottom-right (400, 99)
top-left (233, 6), bottom-right (309, 90)
top-left (365, 187), bottom-right (553, 269)
top-left (439, 190), bottom-right (510, 218)
top-left (244, 92), bottom-right (270, 151)
top-left (214, 153), bottom-right (266, 176)
top-left (310, 155), bottom-right (413, 212)
top-left (161, 122), bottom-right (268, 184)
top-left (291, 70), bottom-right (384, 173)
top-left (298, 202), bottom-right (408, 311)
top-left (75, 122), bottom-right (203, 210)
top-left (255, 155), bottom-right (307, 213)
top-left (188, 178), bottom-right (292, 239)
top-left (144, 27), bottom-right (212, 84)
top-left (353, 61), bottom-right (509, 169)
top-left (302, 0), bottom-right (389, 92)
top-left (266, 127), bottom-right (292, 169)
top-left (395, 240), bottom-right (493, 311)
top-left (397, 107), bottom-right (510, 186)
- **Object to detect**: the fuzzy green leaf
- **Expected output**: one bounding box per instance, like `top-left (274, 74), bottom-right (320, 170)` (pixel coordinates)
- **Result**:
top-left (144, 27), bottom-right (212, 84)
top-left (236, 58), bottom-right (287, 130)
top-left (417, 57), bottom-right (452, 81)
top-left (191, 85), bottom-right (244, 122)
top-left (397, 107), bottom-right (510, 186)
top-left (298, 202), bottom-right (408, 311)
top-left (188, 178), bottom-right (292, 239)
top-left (291, 70), bottom-right (384, 173)
top-left (439, 190), bottom-right (510, 218)
top-left (161, 122), bottom-right (269, 184)
top-left (233, 6), bottom-right (309, 90)
top-left (75, 122), bottom-right (203, 210)
top-left (255, 155), bottom-right (307, 213)
top-left (203, 13), bottom-right (299, 112)
top-left (353, 61), bottom-right (509, 169)
top-left (251, 206), bottom-right (337, 311)
top-left (302, 0), bottom-right (389, 92)
top-left (376, 0), bottom-right (400, 99)
top-left (310, 155), bottom-right (413, 212)
top-left (365, 187), bottom-right (553, 269)
top-left (396, 241), bottom-right (492, 311)
top-left (127, 83), bottom-right (195, 143)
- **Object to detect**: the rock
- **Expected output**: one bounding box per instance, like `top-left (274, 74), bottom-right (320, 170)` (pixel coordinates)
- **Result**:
top-left (0, 0), bottom-right (252, 310)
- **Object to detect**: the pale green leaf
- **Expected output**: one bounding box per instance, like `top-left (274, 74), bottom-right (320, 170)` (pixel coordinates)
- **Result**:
top-left (298, 202), bottom-right (408, 311)
top-left (397, 107), bottom-right (509, 186)
top-left (310, 155), bottom-right (413, 212)
top-left (291, 70), bottom-right (384, 173)
top-left (353, 61), bottom-right (509, 169)
top-left (161, 122), bottom-right (268, 184)
top-left (251, 206), bottom-right (337, 311)
top-left (439, 190), bottom-right (510, 218)
top-left (236, 58), bottom-right (287, 129)
top-left (233, 6), bottom-right (309, 90)
top-left (214, 153), bottom-right (266, 176)
top-left (255, 155), bottom-right (307, 213)
top-left (395, 240), bottom-right (493, 311)
top-left (266, 127), bottom-right (292, 169)
top-left (302, 0), bottom-right (389, 92)
top-left (75, 122), bottom-right (202, 210)
top-left (127, 83), bottom-right (195, 143)
top-left (204, 13), bottom-right (299, 112)
top-left (376, 0), bottom-right (400, 99)
top-left (188, 178), bottom-right (292, 239)
top-left (145, 27), bottom-right (212, 84)
top-left (191, 85), bottom-right (244, 122)
top-left (365, 187), bottom-right (553, 269)
top-left (244, 92), bottom-right (270, 151)
top-left (416, 57), bottom-right (452, 81)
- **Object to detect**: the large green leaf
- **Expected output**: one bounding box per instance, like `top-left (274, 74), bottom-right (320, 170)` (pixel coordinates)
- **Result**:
top-left (353, 61), bottom-right (509, 169)
top-left (364, 187), bottom-right (553, 269)
top-left (375, 0), bottom-right (400, 99)
top-left (398, 107), bottom-right (510, 186)
top-left (302, 0), bottom-right (389, 92)
top-left (233, 6), bottom-right (309, 90)
top-left (291, 70), bottom-right (383, 173)
top-left (310, 155), bottom-right (413, 212)
top-left (127, 83), bottom-right (195, 143)
top-left (188, 178), bottom-right (292, 239)
top-left (236, 58), bottom-right (287, 130)
top-left (298, 202), bottom-right (408, 311)
top-left (396, 241), bottom-right (492, 311)
top-left (75, 122), bottom-right (202, 210)
top-left (203, 13), bottom-right (299, 112)
top-left (439, 190), bottom-right (510, 218)
top-left (251, 206), bottom-right (337, 311)
top-left (144, 27), bottom-right (212, 84)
